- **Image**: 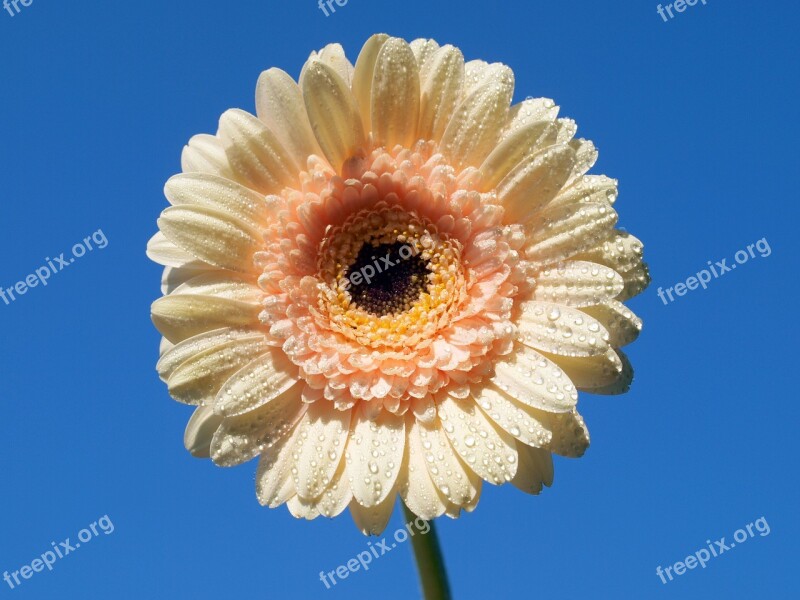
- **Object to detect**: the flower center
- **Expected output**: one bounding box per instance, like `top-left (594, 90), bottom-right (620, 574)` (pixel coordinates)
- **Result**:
top-left (346, 241), bottom-right (429, 316)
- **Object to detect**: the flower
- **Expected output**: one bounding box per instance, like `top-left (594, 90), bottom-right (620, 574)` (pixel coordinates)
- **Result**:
top-left (148, 34), bottom-right (649, 535)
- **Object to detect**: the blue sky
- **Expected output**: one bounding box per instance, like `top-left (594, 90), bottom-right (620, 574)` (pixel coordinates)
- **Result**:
top-left (1, 1), bottom-right (797, 598)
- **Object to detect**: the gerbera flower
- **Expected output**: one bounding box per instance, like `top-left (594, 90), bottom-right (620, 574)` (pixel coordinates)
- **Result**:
top-left (148, 34), bottom-right (649, 536)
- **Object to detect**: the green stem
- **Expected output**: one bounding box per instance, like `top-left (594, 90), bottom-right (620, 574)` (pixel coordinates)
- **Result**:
top-left (402, 503), bottom-right (452, 600)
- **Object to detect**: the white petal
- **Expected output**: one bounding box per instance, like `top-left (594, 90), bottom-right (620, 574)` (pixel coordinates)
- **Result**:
top-left (302, 59), bottom-right (366, 173)
top-left (181, 134), bottom-right (233, 178)
top-left (399, 417), bottom-right (448, 520)
top-left (218, 109), bottom-right (298, 194)
top-left (511, 444), bottom-right (553, 494)
top-left (371, 38), bottom-right (420, 148)
top-left (474, 386), bottom-right (589, 457)
top-left (256, 423), bottom-right (302, 508)
top-left (161, 265), bottom-right (213, 295)
top-left (211, 383), bottom-right (305, 466)
top-left (409, 38), bottom-right (440, 70)
top-left (496, 144), bottom-right (576, 221)
top-left (157, 204), bottom-right (261, 273)
top-left (349, 486), bottom-right (398, 536)
top-left (417, 418), bottom-right (477, 505)
top-left (167, 334), bottom-right (270, 405)
top-left (574, 230), bottom-right (645, 274)
top-left (551, 174), bottom-right (619, 208)
top-left (255, 68), bottom-right (323, 166)
top-left (517, 300), bottom-right (610, 357)
top-left (567, 138), bottom-right (598, 183)
top-left (524, 202), bottom-right (618, 265)
top-left (479, 119), bottom-right (557, 191)
top-left (547, 348), bottom-right (630, 393)
top-left (151, 294), bottom-right (261, 344)
top-left (214, 348), bottom-right (299, 416)
top-left (313, 43), bottom-right (354, 86)
top-left (146, 232), bottom-right (208, 269)
top-left (437, 393), bottom-right (518, 485)
top-left (440, 64), bottom-right (514, 168)
top-left (291, 402), bottom-right (351, 500)
top-left (184, 405), bottom-right (223, 458)
top-left (417, 45), bottom-right (464, 143)
top-left (352, 34), bottom-right (390, 134)
top-left (502, 98), bottom-right (559, 138)
top-left (346, 407), bottom-right (405, 507)
top-left (156, 328), bottom-right (258, 382)
top-left (164, 173), bottom-right (270, 230)
top-left (312, 459), bottom-right (353, 519)
top-left (531, 260), bottom-right (624, 307)
top-left (490, 345), bottom-right (578, 413)
top-left (581, 301), bottom-right (642, 347)
top-left (287, 495), bottom-right (319, 520)
top-left (618, 262), bottom-right (651, 301)
top-left (170, 271), bottom-right (262, 302)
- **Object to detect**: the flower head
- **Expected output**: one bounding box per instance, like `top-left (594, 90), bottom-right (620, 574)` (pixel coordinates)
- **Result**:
top-left (149, 35), bottom-right (649, 535)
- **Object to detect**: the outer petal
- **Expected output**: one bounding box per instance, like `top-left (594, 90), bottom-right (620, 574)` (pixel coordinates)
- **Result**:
top-left (547, 348), bottom-right (631, 394)
top-left (517, 300), bottom-right (610, 357)
top-left (181, 134), bottom-right (233, 178)
top-left (511, 444), bottom-right (554, 494)
top-left (157, 204), bottom-right (262, 273)
top-left (352, 34), bottom-right (390, 133)
top-left (210, 382), bottom-right (305, 466)
top-left (255, 68), bottom-right (323, 166)
top-left (214, 348), bottom-right (299, 416)
top-left (184, 405), bottom-right (223, 458)
top-left (371, 38), bottom-right (420, 149)
top-left (156, 327), bottom-right (258, 382)
top-left (349, 486), bottom-right (398, 536)
top-left (409, 38), bottom-right (440, 70)
top-left (437, 393), bottom-right (518, 485)
top-left (479, 119), bottom-right (557, 191)
top-left (417, 418), bottom-right (477, 505)
top-left (151, 294), bottom-right (261, 344)
top-left (256, 422), bottom-right (302, 508)
top-left (417, 45), bottom-right (464, 142)
top-left (531, 260), bottom-right (624, 307)
top-left (581, 301), bottom-right (642, 347)
top-left (399, 417), bottom-right (448, 520)
top-left (440, 64), bottom-right (514, 169)
top-left (490, 345), bottom-right (578, 413)
top-left (218, 109), bottom-right (299, 194)
top-left (146, 232), bottom-right (209, 269)
top-left (346, 407), bottom-right (406, 507)
top-left (302, 60), bottom-right (366, 173)
top-left (291, 402), bottom-right (352, 500)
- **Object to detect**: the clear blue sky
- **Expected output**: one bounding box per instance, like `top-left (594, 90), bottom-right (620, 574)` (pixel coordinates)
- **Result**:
top-left (1, 1), bottom-right (797, 598)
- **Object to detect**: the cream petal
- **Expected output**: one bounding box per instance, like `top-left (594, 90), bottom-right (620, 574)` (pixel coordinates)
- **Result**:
top-left (352, 34), bottom-right (390, 134)
top-left (346, 407), bottom-right (406, 507)
top-left (551, 174), bottom-right (619, 208)
top-left (302, 59), bottom-right (366, 174)
top-left (349, 486), bottom-right (398, 536)
top-left (531, 260), bottom-right (624, 307)
top-left (256, 68), bottom-right (323, 167)
top-left (170, 271), bottom-right (262, 302)
top-left (161, 265), bottom-right (213, 295)
top-left (585, 350), bottom-right (634, 395)
top-left (511, 444), bottom-right (553, 494)
top-left (490, 345), bottom-right (578, 413)
top-left (399, 418), bottom-right (448, 520)
top-left (409, 38), bottom-right (440, 70)
top-left (167, 335), bottom-right (270, 405)
top-left (417, 418), bottom-right (477, 505)
top-left (218, 109), bottom-right (298, 194)
top-left (502, 98), bottom-right (559, 138)
top-left (156, 327), bottom-right (257, 382)
top-left (256, 422), bottom-right (302, 508)
top-left (546, 348), bottom-right (630, 393)
top-left (567, 138), bottom-right (598, 183)
top-left (151, 294), bottom-right (261, 344)
top-left (184, 405), bottom-right (223, 458)
top-left (524, 202), bottom-right (618, 265)
top-left (417, 45), bottom-right (465, 143)
top-left (437, 393), bottom-right (518, 485)
top-left (440, 63), bottom-right (514, 169)
top-left (214, 348), bottom-right (299, 416)
top-left (517, 300), bottom-right (610, 357)
top-left (157, 204), bottom-right (261, 273)
top-left (291, 402), bottom-right (351, 500)
top-left (574, 230), bottom-right (645, 274)
top-left (315, 459), bottom-right (354, 518)
top-left (314, 43), bottom-right (355, 86)
top-left (618, 262), bottom-right (651, 301)
top-left (211, 383), bottom-right (305, 466)
top-left (371, 38), bottom-right (420, 149)
top-left (181, 134), bottom-right (233, 178)
top-left (287, 495), bottom-right (319, 520)
top-left (146, 232), bottom-right (209, 269)
top-left (474, 386), bottom-right (589, 458)
top-left (581, 301), bottom-right (642, 347)
top-left (164, 173), bottom-right (270, 230)
top-left (497, 144), bottom-right (576, 221)
top-left (479, 119), bottom-right (557, 191)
